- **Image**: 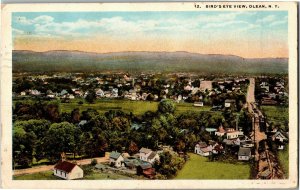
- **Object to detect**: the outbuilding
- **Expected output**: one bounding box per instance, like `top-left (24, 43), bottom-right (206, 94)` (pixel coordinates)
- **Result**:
top-left (53, 161), bottom-right (83, 180)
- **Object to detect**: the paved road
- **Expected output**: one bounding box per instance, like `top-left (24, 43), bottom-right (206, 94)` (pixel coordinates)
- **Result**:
top-left (13, 156), bottom-right (109, 176)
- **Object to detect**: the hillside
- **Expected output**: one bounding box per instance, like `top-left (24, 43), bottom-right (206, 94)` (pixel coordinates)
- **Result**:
top-left (12, 50), bottom-right (288, 74)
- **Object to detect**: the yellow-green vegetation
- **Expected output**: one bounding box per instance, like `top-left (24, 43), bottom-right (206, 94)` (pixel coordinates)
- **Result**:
top-left (14, 170), bottom-right (133, 180)
top-left (278, 145), bottom-right (289, 177)
top-left (13, 98), bottom-right (212, 116)
top-left (175, 154), bottom-right (250, 179)
top-left (60, 99), bottom-right (211, 116)
top-left (84, 172), bottom-right (133, 180)
top-left (13, 171), bottom-right (60, 180)
top-left (261, 106), bottom-right (288, 129)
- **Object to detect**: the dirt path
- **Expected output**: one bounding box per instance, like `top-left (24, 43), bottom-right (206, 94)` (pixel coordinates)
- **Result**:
top-left (13, 156), bottom-right (109, 176)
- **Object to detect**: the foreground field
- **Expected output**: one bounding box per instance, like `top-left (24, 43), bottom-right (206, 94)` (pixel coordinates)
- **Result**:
top-left (175, 154), bottom-right (250, 179)
top-left (60, 99), bottom-right (211, 116)
top-left (278, 145), bottom-right (289, 178)
top-left (261, 106), bottom-right (288, 129)
top-left (14, 170), bottom-right (133, 180)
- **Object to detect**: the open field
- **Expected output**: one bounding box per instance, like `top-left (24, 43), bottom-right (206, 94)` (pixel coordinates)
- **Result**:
top-left (14, 169), bottom-right (133, 180)
top-left (278, 145), bottom-right (289, 177)
top-left (14, 98), bottom-right (212, 116)
top-left (13, 171), bottom-right (60, 180)
top-left (60, 99), bottom-right (212, 115)
top-left (261, 106), bottom-right (288, 129)
top-left (175, 154), bottom-right (250, 179)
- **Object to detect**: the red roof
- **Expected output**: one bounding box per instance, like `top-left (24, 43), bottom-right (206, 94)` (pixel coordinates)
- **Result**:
top-left (54, 161), bottom-right (77, 173)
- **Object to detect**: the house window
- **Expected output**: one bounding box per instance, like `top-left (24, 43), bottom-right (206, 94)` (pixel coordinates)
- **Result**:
top-left (65, 173), bottom-right (66, 177)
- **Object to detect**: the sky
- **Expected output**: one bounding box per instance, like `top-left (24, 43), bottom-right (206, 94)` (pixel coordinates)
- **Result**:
top-left (12, 11), bottom-right (288, 58)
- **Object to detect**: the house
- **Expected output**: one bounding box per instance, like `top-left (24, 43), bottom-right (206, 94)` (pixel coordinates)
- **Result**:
top-left (212, 144), bottom-right (224, 154)
top-left (224, 99), bottom-right (236, 108)
top-left (226, 128), bottom-right (240, 139)
top-left (53, 161), bottom-right (83, 180)
top-left (20, 91), bottom-right (26, 96)
top-left (136, 162), bottom-right (155, 178)
top-left (194, 102), bottom-right (204, 107)
top-left (30, 89), bottom-right (41, 96)
top-left (238, 147), bottom-right (251, 161)
top-left (60, 89), bottom-right (68, 97)
top-left (272, 131), bottom-right (288, 142)
top-left (139, 148), bottom-right (160, 164)
top-left (109, 151), bottom-right (124, 168)
top-left (205, 128), bottom-right (217, 135)
top-left (215, 124), bottom-right (226, 137)
top-left (194, 142), bottom-right (212, 156)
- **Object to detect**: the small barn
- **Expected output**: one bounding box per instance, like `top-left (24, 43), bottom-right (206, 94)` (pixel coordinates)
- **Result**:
top-left (53, 161), bottom-right (83, 180)
top-left (238, 147), bottom-right (251, 161)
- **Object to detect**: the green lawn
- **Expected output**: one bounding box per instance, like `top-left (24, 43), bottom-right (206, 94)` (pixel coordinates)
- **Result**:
top-left (84, 171), bottom-right (133, 180)
top-left (278, 145), bottom-right (289, 178)
top-left (13, 171), bottom-right (60, 180)
top-left (175, 153), bottom-right (251, 179)
top-left (14, 170), bottom-right (133, 180)
top-left (60, 99), bottom-right (211, 116)
top-left (261, 106), bottom-right (288, 129)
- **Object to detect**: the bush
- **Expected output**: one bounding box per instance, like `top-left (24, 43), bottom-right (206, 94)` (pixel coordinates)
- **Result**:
top-left (91, 159), bottom-right (97, 166)
top-left (78, 101), bottom-right (83, 105)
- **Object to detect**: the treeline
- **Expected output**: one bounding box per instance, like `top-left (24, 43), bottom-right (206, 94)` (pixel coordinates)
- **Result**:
top-left (13, 100), bottom-right (252, 168)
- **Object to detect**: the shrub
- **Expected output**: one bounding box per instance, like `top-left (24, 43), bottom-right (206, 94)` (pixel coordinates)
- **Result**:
top-left (91, 159), bottom-right (97, 166)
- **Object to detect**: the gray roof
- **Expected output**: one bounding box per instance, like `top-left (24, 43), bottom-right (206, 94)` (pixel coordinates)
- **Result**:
top-left (139, 162), bottom-right (152, 170)
top-left (198, 142), bottom-right (208, 148)
top-left (148, 151), bottom-right (157, 160)
top-left (95, 163), bottom-right (106, 169)
top-left (225, 99), bottom-right (235, 103)
top-left (140, 147), bottom-right (152, 154)
top-left (110, 151), bottom-right (121, 160)
top-left (60, 89), bottom-right (68, 96)
top-left (238, 147), bottom-right (251, 156)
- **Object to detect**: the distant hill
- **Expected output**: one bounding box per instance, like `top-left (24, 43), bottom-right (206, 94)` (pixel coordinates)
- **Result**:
top-left (12, 50), bottom-right (288, 74)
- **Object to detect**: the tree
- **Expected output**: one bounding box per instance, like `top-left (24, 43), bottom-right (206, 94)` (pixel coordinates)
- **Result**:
top-left (13, 126), bottom-right (37, 167)
top-left (128, 141), bottom-right (139, 154)
top-left (71, 108), bottom-right (81, 123)
top-left (85, 90), bottom-right (96, 104)
top-left (158, 99), bottom-right (176, 114)
top-left (43, 122), bottom-right (79, 162)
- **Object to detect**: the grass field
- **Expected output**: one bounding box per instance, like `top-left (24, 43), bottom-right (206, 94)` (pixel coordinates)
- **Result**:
top-left (14, 170), bottom-right (133, 180)
top-left (278, 145), bottom-right (289, 178)
top-left (175, 153), bottom-right (250, 179)
top-left (13, 171), bottom-right (60, 180)
top-left (14, 98), bottom-right (212, 116)
top-left (61, 99), bottom-right (212, 116)
top-left (261, 106), bottom-right (288, 129)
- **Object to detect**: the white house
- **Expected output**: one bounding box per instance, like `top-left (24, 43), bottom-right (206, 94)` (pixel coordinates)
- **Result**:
top-left (194, 142), bottom-right (212, 157)
top-left (53, 161), bottom-right (83, 180)
top-left (272, 131), bottom-right (288, 142)
top-left (238, 147), bottom-right (251, 161)
top-left (224, 99), bottom-right (235, 108)
top-left (193, 102), bottom-right (204, 107)
top-left (109, 151), bottom-right (124, 168)
top-left (139, 148), bottom-right (160, 164)
top-left (215, 125), bottom-right (226, 137)
top-left (226, 128), bottom-right (240, 139)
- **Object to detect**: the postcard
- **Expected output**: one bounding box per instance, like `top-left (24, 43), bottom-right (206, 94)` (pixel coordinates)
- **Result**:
top-left (1, 1), bottom-right (298, 189)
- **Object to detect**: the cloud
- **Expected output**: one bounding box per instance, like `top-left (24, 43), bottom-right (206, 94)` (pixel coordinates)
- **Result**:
top-left (14, 16), bottom-right (33, 25)
top-left (12, 28), bottom-right (25, 35)
top-left (202, 20), bottom-right (249, 29)
top-left (269, 20), bottom-right (287, 27)
top-left (256, 15), bottom-right (276, 23)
